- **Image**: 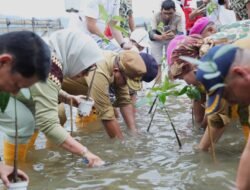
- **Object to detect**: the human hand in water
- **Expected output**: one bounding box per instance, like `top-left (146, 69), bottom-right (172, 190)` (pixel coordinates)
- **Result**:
top-left (0, 163), bottom-right (29, 188)
top-left (82, 149), bottom-right (105, 167)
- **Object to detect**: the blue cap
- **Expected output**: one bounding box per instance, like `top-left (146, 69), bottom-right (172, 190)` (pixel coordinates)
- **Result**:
top-left (196, 45), bottom-right (239, 115)
top-left (140, 53), bottom-right (158, 82)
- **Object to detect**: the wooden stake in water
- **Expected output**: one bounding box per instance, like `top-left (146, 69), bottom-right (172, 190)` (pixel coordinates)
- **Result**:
top-left (148, 95), bottom-right (158, 114)
top-left (12, 97), bottom-right (18, 182)
top-left (147, 76), bottom-right (161, 114)
top-left (192, 105), bottom-right (195, 128)
top-left (70, 98), bottom-right (73, 136)
top-left (164, 107), bottom-right (182, 148)
top-left (147, 104), bottom-right (157, 132)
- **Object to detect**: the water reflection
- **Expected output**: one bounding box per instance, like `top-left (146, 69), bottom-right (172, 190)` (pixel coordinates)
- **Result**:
top-left (0, 94), bottom-right (245, 190)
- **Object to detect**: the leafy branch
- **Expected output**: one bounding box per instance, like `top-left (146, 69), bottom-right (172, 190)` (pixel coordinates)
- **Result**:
top-left (136, 77), bottom-right (202, 109)
top-left (99, 4), bottom-right (129, 37)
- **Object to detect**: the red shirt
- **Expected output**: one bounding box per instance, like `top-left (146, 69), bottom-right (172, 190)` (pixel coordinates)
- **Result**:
top-left (181, 0), bottom-right (203, 31)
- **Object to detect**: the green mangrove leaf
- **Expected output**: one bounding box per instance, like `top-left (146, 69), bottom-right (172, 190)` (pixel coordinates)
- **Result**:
top-left (162, 82), bottom-right (179, 91)
top-left (186, 87), bottom-right (201, 100)
top-left (213, 45), bottom-right (236, 60)
top-left (207, 2), bottom-right (217, 15)
top-left (203, 71), bottom-right (221, 79)
top-left (158, 93), bottom-right (166, 104)
top-left (151, 86), bottom-right (161, 92)
top-left (112, 25), bottom-right (129, 37)
top-left (190, 87), bottom-right (201, 100)
top-left (178, 86), bottom-right (188, 96)
top-left (179, 56), bottom-right (204, 65)
top-left (209, 83), bottom-right (225, 91)
top-left (0, 92), bottom-right (10, 112)
top-left (157, 22), bottom-right (164, 33)
top-left (98, 4), bottom-right (109, 22)
top-left (168, 90), bottom-right (181, 96)
top-left (112, 15), bottom-right (126, 22)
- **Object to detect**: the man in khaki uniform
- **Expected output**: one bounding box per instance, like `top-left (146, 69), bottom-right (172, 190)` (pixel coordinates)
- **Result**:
top-left (63, 50), bottom-right (146, 139)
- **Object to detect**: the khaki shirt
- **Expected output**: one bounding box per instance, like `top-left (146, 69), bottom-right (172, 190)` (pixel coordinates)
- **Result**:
top-left (62, 51), bottom-right (132, 120)
top-left (16, 79), bottom-right (69, 145)
top-left (16, 54), bottom-right (69, 145)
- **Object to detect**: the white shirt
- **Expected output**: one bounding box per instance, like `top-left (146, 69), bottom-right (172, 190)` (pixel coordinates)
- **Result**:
top-left (81, 0), bottom-right (120, 34)
top-left (207, 0), bottom-right (236, 25)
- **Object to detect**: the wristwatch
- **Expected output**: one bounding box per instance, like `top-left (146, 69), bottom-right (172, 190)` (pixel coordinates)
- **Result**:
top-left (120, 42), bottom-right (126, 48)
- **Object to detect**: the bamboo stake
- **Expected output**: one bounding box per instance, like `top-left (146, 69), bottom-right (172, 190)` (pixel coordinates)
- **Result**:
top-left (208, 120), bottom-right (217, 163)
top-left (192, 103), bottom-right (195, 128)
top-left (148, 95), bottom-right (158, 114)
top-left (147, 75), bottom-right (161, 114)
top-left (13, 98), bottom-right (18, 182)
top-left (164, 107), bottom-right (182, 148)
top-left (70, 98), bottom-right (73, 137)
top-left (147, 104), bottom-right (158, 132)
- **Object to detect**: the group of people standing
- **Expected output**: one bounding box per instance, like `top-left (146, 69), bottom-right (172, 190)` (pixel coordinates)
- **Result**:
top-left (1, 0), bottom-right (250, 189)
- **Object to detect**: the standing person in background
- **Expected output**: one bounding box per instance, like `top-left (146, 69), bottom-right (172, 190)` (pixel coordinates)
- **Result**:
top-left (81, 0), bottom-right (132, 50)
top-left (0, 31), bottom-right (51, 188)
top-left (203, 0), bottom-right (236, 25)
top-left (181, 0), bottom-right (206, 33)
top-left (120, 0), bottom-right (135, 34)
top-left (149, 0), bottom-right (185, 82)
top-left (104, 0), bottom-right (135, 41)
top-left (228, 0), bottom-right (250, 20)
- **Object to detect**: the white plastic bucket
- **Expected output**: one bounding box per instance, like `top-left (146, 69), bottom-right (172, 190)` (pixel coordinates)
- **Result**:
top-left (8, 181), bottom-right (28, 190)
top-left (78, 98), bottom-right (94, 116)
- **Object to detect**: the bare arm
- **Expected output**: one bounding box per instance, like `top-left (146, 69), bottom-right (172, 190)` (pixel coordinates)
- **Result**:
top-left (61, 135), bottom-right (104, 167)
top-left (120, 104), bottom-right (137, 132)
top-left (32, 81), bottom-right (104, 167)
top-left (110, 20), bottom-right (132, 49)
top-left (246, 2), bottom-right (250, 19)
top-left (102, 119), bottom-right (124, 139)
top-left (85, 16), bottom-right (107, 38)
top-left (198, 101), bottom-right (230, 151)
top-left (198, 125), bottom-right (226, 151)
top-left (236, 137), bottom-right (250, 190)
top-left (128, 14), bottom-right (135, 32)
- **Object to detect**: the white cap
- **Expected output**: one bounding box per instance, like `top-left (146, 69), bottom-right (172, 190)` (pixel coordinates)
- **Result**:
top-left (130, 28), bottom-right (150, 48)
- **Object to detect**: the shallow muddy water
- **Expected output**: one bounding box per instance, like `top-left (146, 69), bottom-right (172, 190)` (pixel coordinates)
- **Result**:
top-left (0, 92), bottom-right (245, 190)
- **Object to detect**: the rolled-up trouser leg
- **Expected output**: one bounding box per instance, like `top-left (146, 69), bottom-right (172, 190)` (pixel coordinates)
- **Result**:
top-left (0, 97), bottom-right (35, 164)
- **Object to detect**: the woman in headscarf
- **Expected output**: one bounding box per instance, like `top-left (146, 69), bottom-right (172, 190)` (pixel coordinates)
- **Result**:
top-left (167, 34), bottom-right (207, 129)
top-left (0, 29), bottom-right (105, 167)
